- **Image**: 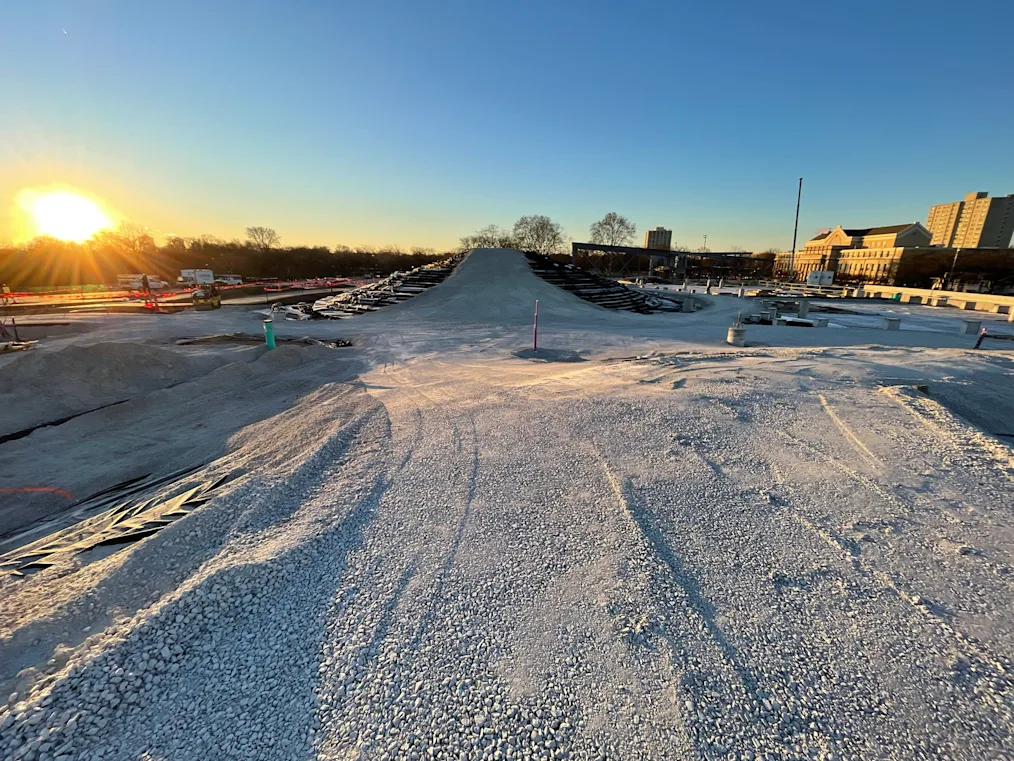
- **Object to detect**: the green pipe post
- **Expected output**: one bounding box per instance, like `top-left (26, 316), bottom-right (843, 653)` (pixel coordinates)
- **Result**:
top-left (263, 318), bottom-right (276, 349)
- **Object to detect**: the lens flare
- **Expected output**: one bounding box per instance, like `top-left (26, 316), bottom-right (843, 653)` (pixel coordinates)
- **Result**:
top-left (17, 188), bottom-right (113, 242)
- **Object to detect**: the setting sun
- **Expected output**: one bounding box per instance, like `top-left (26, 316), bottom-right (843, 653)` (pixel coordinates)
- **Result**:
top-left (17, 188), bottom-right (113, 242)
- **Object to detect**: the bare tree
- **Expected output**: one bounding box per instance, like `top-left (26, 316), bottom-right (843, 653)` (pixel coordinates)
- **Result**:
top-left (246, 226), bottom-right (280, 250)
top-left (589, 212), bottom-right (636, 246)
top-left (459, 224), bottom-right (516, 251)
top-left (115, 221), bottom-right (156, 253)
top-left (512, 215), bottom-right (565, 255)
top-left (116, 221), bottom-right (146, 243)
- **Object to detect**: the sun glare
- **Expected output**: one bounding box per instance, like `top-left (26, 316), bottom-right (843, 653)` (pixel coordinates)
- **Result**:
top-left (17, 188), bottom-right (113, 242)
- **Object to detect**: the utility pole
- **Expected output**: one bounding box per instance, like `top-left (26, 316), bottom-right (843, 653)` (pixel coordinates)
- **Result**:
top-left (944, 248), bottom-right (960, 291)
top-left (789, 177), bottom-right (803, 282)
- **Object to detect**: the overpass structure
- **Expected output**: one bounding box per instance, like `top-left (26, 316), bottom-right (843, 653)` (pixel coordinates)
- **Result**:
top-left (571, 242), bottom-right (770, 278)
top-left (570, 242), bottom-right (686, 276)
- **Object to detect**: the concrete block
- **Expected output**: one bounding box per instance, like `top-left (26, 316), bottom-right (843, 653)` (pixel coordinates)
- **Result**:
top-left (932, 296), bottom-right (949, 307)
top-left (797, 300), bottom-right (810, 318)
top-left (882, 317), bottom-right (901, 330)
top-left (960, 319), bottom-right (981, 335)
top-left (814, 317), bottom-right (829, 327)
top-left (961, 301), bottom-right (978, 310)
top-left (989, 304), bottom-right (1010, 314)
top-left (902, 294), bottom-right (923, 304)
top-left (1008, 310), bottom-right (1014, 323)
top-left (727, 326), bottom-right (746, 347)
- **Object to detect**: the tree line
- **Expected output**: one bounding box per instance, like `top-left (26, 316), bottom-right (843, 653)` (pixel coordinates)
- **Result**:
top-left (0, 225), bottom-right (449, 290)
top-left (458, 212), bottom-right (703, 255)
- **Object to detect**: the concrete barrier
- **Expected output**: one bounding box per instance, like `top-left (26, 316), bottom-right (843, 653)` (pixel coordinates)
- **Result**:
top-left (861, 285), bottom-right (1014, 314)
top-left (960, 319), bottom-right (981, 335)
top-left (882, 317), bottom-right (901, 330)
top-left (798, 300), bottom-right (809, 318)
top-left (902, 294), bottom-right (923, 304)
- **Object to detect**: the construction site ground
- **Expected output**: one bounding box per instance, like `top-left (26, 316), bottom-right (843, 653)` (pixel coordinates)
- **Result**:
top-left (1, 249), bottom-right (1013, 760)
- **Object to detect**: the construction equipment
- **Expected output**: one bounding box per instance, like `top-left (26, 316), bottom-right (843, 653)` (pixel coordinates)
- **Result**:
top-left (191, 283), bottom-right (222, 310)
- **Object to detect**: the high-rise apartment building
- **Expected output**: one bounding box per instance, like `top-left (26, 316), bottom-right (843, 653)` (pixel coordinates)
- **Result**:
top-left (926, 192), bottom-right (1014, 248)
top-left (644, 227), bottom-right (672, 250)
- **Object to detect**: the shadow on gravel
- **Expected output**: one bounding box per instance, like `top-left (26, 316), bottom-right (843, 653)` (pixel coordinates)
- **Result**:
top-left (0, 372), bottom-right (383, 698)
top-left (407, 435), bottom-right (480, 651)
top-left (0, 347), bottom-right (365, 543)
top-left (511, 348), bottom-right (587, 363)
top-left (619, 479), bottom-right (759, 695)
top-left (929, 378), bottom-right (1014, 440)
top-left (3, 402), bottom-right (396, 759)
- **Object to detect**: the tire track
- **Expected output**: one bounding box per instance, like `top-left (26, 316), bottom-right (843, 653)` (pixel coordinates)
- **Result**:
top-left (882, 385), bottom-right (1014, 485)
top-left (771, 433), bottom-right (1014, 700)
top-left (818, 393), bottom-right (881, 467)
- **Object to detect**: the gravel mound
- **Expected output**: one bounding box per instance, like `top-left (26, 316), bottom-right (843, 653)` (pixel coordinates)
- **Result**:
top-left (369, 248), bottom-right (655, 326)
top-left (0, 342), bottom-right (252, 437)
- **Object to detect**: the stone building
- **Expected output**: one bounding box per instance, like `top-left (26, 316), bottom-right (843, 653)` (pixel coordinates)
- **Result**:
top-left (776, 219), bottom-right (1014, 286)
top-left (775, 223), bottom-right (931, 282)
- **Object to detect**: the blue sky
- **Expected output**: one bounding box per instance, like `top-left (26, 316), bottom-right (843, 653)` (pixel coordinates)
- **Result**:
top-left (2, 0), bottom-right (1013, 251)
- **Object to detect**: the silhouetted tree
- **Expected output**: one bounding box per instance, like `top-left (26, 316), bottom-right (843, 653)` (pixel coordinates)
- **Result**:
top-left (512, 215), bottom-right (565, 255)
top-left (0, 231), bottom-right (450, 289)
top-left (589, 213), bottom-right (636, 246)
top-left (246, 226), bottom-right (280, 250)
top-left (459, 225), bottom-right (516, 251)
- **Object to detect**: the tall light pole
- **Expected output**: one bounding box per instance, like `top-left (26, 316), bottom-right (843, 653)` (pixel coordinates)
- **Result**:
top-left (702, 234), bottom-right (708, 252)
top-left (944, 248), bottom-right (961, 291)
top-left (789, 177), bottom-right (803, 282)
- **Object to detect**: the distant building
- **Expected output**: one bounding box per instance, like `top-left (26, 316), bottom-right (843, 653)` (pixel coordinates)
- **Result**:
top-left (643, 227), bottom-right (672, 250)
top-left (927, 191), bottom-right (1014, 248)
top-left (775, 223), bottom-right (931, 281)
top-left (775, 221), bottom-right (1014, 287)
